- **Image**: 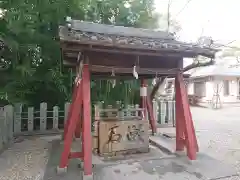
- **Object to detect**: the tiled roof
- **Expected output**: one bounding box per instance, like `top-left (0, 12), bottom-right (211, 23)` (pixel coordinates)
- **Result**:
top-left (189, 57), bottom-right (240, 77)
top-left (59, 20), bottom-right (218, 58)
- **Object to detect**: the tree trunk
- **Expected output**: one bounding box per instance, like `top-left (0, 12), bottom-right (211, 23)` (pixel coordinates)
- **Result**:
top-left (149, 59), bottom-right (214, 101)
top-left (150, 78), bottom-right (165, 101)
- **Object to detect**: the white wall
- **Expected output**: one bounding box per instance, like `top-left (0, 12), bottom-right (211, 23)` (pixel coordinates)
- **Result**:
top-left (221, 80), bottom-right (239, 102)
top-left (205, 81), bottom-right (214, 100)
top-left (188, 77), bottom-right (240, 103)
top-left (188, 83), bottom-right (194, 95)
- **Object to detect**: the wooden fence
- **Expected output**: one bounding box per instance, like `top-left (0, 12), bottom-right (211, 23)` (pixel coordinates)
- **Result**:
top-left (94, 101), bottom-right (176, 126)
top-left (12, 102), bottom-right (70, 135)
top-left (0, 106), bottom-right (14, 150)
top-left (0, 100), bottom-right (175, 150)
top-left (153, 100), bottom-right (176, 127)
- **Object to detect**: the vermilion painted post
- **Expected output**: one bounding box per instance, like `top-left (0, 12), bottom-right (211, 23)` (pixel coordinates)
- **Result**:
top-left (181, 79), bottom-right (198, 152)
top-left (187, 103), bottom-right (199, 152)
top-left (64, 85), bottom-right (78, 140)
top-left (175, 75), bottom-right (185, 151)
top-left (146, 96), bottom-right (157, 134)
top-left (82, 64), bottom-right (92, 176)
top-left (140, 79), bottom-right (156, 134)
top-left (75, 102), bottom-right (83, 138)
top-left (59, 81), bottom-right (83, 168)
top-left (177, 73), bottom-right (198, 160)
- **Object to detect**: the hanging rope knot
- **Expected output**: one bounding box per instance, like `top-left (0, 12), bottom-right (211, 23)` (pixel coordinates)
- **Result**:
top-left (133, 65), bottom-right (138, 79)
top-left (111, 69), bottom-right (116, 88)
top-left (74, 75), bottom-right (82, 86)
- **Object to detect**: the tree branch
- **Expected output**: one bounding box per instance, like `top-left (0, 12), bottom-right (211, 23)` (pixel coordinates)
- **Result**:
top-left (150, 78), bottom-right (165, 101)
top-left (150, 59), bottom-right (215, 101)
top-left (183, 59), bottom-right (214, 72)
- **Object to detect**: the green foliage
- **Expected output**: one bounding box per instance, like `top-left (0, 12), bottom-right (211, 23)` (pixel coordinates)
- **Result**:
top-left (91, 79), bottom-right (140, 105)
top-left (0, 0), bottom-right (179, 107)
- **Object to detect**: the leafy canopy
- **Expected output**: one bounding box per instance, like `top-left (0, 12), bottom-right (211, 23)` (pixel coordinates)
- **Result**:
top-left (0, 0), bottom-right (180, 106)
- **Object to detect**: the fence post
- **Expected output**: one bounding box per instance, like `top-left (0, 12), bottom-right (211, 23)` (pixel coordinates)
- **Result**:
top-left (53, 106), bottom-right (59, 129)
top-left (126, 105), bottom-right (131, 118)
top-left (158, 101), bottom-right (165, 124)
top-left (135, 104), bottom-right (139, 117)
top-left (130, 104), bottom-right (134, 117)
top-left (168, 100), bottom-right (174, 124)
top-left (64, 102), bottom-right (70, 125)
top-left (0, 108), bottom-right (4, 149)
top-left (2, 109), bottom-right (7, 144)
top-left (5, 105), bottom-right (14, 141)
top-left (165, 101), bottom-right (169, 123)
top-left (152, 100), bottom-right (158, 124)
top-left (28, 107), bottom-right (34, 131)
top-left (40, 102), bottom-right (47, 131)
top-left (157, 101), bottom-right (161, 124)
top-left (172, 100), bottom-right (176, 127)
top-left (94, 104), bottom-right (100, 121)
top-left (14, 103), bottom-right (22, 134)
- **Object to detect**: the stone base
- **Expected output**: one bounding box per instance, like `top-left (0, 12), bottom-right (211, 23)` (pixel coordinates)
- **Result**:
top-left (175, 150), bottom-right (186, 156)
top-left (82, 173), bottom-right (93, 180)
top-left (56, 166), bottom-right (67, 174)
top-left (100, 147), bottom-right (149, 158)
top-left (186, 158), bottom-right (198, 165)
top-left (78, 161), bottom-right (84, 169)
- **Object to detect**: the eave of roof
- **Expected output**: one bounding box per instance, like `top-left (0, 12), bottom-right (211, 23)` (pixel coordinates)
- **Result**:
top-left (59, 20), bottom-right (219, 59)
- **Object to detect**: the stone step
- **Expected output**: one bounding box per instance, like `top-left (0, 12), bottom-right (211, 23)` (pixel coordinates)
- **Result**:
top-left (149, 135), bottom-right (176, 154)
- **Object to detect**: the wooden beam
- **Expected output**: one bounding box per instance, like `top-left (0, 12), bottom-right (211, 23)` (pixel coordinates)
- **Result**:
top-left (90, 74), bottom-right (169, 79)
top-left (62, 62), bottom-right (179, 77)
top-left (61, 45), bottom-right (191, 58)
top-left (62, 53), bottom-right (179, 70)
top-left (59, 39), bottom-right (216, 59)
top-left (89, 66), bottom-right (178, 75)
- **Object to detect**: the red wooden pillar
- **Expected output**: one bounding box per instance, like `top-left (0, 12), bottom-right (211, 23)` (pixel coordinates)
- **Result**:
top-left (81, 64), bottom-right (92, 177)
top-left (63, 84), bottom-right (78, 140)
top-left (58, 64), bottom-right (92, 178)
top-left (75, 103), bottom-right (82, 138)
top-left (175, 76), bottom-right (185, 151)
top-left (188, 108), bottom-right (199, 152)
top-left (63, 82), bottom-right (83, 139)
top-left (175, 72), bottom-right (198, 160)
top-left (140, 79), bottom-right (157, 134)
top-left (59, 79), bottom-right (83, 168)
top-left (146, 96), bottom-right (157, 134)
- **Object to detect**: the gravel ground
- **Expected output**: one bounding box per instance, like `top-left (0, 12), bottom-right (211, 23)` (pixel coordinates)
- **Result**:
top-left (191, 107), bottom-right (240, 172)
top-left (0, 136), bottom-right (51, 180)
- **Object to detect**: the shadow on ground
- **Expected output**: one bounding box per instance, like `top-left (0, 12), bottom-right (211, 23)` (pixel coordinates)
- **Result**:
top-left (43, 140), bottom-right (239, 180)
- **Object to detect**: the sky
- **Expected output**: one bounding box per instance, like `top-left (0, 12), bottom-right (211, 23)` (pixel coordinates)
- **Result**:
top-left (155, 0), bottom-right (240, 44)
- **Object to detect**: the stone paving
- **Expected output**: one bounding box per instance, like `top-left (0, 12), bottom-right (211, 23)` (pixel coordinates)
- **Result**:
top-left (95, 154), bottom-right (238, 180)
top-left (43, 139), bottom-right (238, 180)
top-left (1, 106), bottom-right (240, 179)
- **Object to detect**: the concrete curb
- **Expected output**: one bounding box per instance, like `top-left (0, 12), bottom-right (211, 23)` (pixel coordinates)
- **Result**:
top-left (14, 130), bottom-right (63, 137)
